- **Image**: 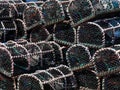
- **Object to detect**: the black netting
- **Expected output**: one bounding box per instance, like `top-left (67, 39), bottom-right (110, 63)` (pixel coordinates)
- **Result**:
top-left (93, 48), bottom-right (120, 76)
top-left (54, 22), bottom-right (76, 45)
top-left (24, 6), bottom-right (43, 30)
top-left (0, 74), bottom-right (15, 90)
top-left (0, 2), bottom-right (12, 19)
top-left (103, 74), bottom-right (120, 90)
top-left (68, 0), bottom-right (94, 26)
top-left (18, 75), bottom-right (43, 90)
top-left (42, 0), bottom-right (65, 26)
top-left (24, 43), bottom-right (42, 66)
top-left (18, 65), bottom-right (76, 90)
top-left (78, 22), bottom-right (104, 48)
top-left (0, 47), bottom-right (13, 77)
top-left (15, 3), bottom-right (27, 18)
top-left (37, 42), bottom-right (55, 69)
top-left (66, 44), bottom-right (91, 71)
top-left (1, 20), bottom-right (17, 42)
top-left (30, 26), bottom-right (50, 42)
top-left (15, 19), bottom-right (26, 39)
top-left (7, 44), bottom-right (30, 71)
top-left (49, 41), bottom-right (64, 66)
top-left (75, 70), bottom-right (99, 90)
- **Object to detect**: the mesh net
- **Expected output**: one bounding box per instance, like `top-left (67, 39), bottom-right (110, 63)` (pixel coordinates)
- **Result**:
top-left (7, 44), bottom-right (30, 71)
top-left (24, 43), bottom-right (42, 66)
top-left (15, 19), bottom-right (26, 39)
top-left (42, 0), bottom-right (65, 26)
top-left (18, 74), bottom-right (43, 90)
top-left (30, 26), bottom-right (50, 43)
top-left (23, 6), bottom-right (43, 30)
top-left (68, 0), bottom-right (94, 26)
top-left (37, 42), bottom-right (55, 69)
top-left (18, 65), bottom-right (76, 90)
top-left (75, 70), bottom-right (99, 90)
top-left (54, 22), bottom-right (76, 45)
top-left (66, 44), bottom-right (91, 71)
top-left (78, 22), bottom-right (104, 48)
top-left (15, 3), bottom-right (27, 19)
top-left (0, 47), bottom-right (13, 77)
top-left (49, 41), bottom-right (64, 66)
top-left (56, 65), bottom-right (77, 90)
top-left (93, 48), bottom-right (120, 76)
top-left (103, 74), bottom-right (120, 90)
top-left (1, 20), bottom-right (17, 42)
top-left (0, 74), bottom-right (15, 90)
top-left (0, 1), bottom-right (12, 19)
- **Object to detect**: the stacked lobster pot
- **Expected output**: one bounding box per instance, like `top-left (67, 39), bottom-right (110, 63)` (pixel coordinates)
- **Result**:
top-left (0, 1), bottom-right (27, 42)
top-left (92, 47), bottom-right (120, 90)
top-left (53, 20), bottom-right (77, 61)
top-left (36, 41), bottom-right (64, 69)
top-left (23, 1), bottom-right (51, 42)
top-left (101, 45), bottom-right (120, 90)
top-left (67, 0), bottom-right (120, 27)
top-left (3, 40), bottom-right (30, 77)
top-left (66, 44), bottom-right (101, 89)
top-left (77, 17), bottom-right (120, 55)
top-left (18, 65), bottom-right (77, 90)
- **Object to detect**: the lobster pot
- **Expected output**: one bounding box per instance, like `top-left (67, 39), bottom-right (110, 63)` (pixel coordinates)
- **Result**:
top-left (24, 43), bottom-right (42, 67)
top-left (77, 20), bottom-right (119, 48)
top-left (102, 74), bottom-right (120, 90)
top-left (55, 65), bottom-right (77, 90)
top-left (30, 26), bottom-right (51, 43)
top-left (6, 43), bottom-right (30, 76)
top-left (67, 0), bottom-right (120, 27)
top-left (0, 74), bottom-right (16, 90)
top-left (15, 19), bottom-right (27, 39)
top-left (67, 0), bottom-right (95, 27)
top-left (23, 6), bottom-right (44, 30)
top-left (92, 48), bottom-right (120, 77)
top-left (15, 2), bottom-right (27, 19)
top-left (74, 70), bottom-right (100, 90)
top-left (41, 0), bottom-right (65, 26)
top-left (94, 17), bottom-right (120, 45)
top-left (0, 20), bottom-right (17, 42)
top-left (18, 74), bottom-right (44, 90)
top-left (54, 22), bottom-right (76, 46)
top-left (49, 41), bottom-right (64, 65)
top-left (66, 44), bottom-right (92, 71)
top-left (16, 39), bottom-right (28, 45)
top-left (18, 65), bottom-right (76, 90)
top-left (36, 42), bottom-right (55, 69)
